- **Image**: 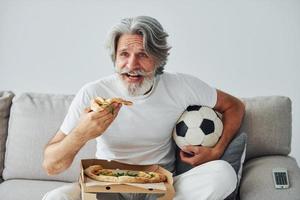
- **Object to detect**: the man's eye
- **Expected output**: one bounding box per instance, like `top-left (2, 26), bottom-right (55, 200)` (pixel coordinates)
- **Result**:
top-left (138, 53), bottom-right (148, 58)
top-left (120, 52), bottom-right (129, 57)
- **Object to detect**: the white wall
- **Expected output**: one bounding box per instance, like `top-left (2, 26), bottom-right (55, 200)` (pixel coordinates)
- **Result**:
top-left (1, 0), bottom-right (299, 162)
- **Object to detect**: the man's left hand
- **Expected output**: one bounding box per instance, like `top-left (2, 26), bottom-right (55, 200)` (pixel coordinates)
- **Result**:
top-left (179, 145), bottom-right (222, 167)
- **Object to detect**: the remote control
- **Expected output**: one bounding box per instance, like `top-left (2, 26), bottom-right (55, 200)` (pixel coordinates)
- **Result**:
top-left (272, 168), bottom-right (289, 189)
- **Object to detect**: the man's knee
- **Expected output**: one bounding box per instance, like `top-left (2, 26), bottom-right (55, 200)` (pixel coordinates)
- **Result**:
top-left (42, 183), bottom-right (81, 200)
top-left (43, 191), bottom-right (73, 200)
top-left (174, 160), bottom-right (237, 200)
top-left (209, 160), bottom-right (237, 196)
top-left (211, 159), bottom-right (236, 174)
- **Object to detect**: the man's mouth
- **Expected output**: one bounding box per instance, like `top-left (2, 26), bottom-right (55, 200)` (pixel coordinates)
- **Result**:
top-left (122, 72), bottom-right (144, 81)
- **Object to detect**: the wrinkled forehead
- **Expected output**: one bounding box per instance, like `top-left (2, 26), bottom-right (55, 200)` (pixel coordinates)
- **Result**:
top-left (117, 34), bottom-right (145, 51)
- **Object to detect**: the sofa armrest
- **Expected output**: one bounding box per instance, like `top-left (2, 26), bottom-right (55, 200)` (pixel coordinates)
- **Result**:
top-left (239, 155), bottom-right (300, 200)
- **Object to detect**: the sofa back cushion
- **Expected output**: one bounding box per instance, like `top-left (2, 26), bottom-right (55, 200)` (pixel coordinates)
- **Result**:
top-left (3, 93), bottom-right (96, 182)
top-left (0, 91), bottom-right (14, 180)
top-left (241, 96), bottom-right (291, 162)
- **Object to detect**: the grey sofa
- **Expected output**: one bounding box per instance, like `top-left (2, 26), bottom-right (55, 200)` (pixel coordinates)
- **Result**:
top-left (0, 91), bottom-right (300, 199)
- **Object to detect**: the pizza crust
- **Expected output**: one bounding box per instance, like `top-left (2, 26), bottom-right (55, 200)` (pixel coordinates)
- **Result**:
top-left (90, 97), bottom-right (133, 112)
top-left (84, 165), bottom-right (167, 183)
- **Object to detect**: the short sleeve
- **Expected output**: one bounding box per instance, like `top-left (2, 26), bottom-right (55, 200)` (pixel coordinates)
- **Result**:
top-left (178, 73), bottom-right (217, 108)
top-left (60, 87), bottom-right (91, 135)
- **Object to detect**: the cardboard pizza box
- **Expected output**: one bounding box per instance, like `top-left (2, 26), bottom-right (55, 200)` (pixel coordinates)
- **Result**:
top-left (80, 159), bottom-right (175, 200)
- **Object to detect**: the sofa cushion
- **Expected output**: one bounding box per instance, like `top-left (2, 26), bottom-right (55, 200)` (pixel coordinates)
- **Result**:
top-left (0, 179), bottom-right (67, 200)
top-left (221, 131), bottom-right (247, 177)
top-left (240, 96), bottom-right (291, 161)
top-left (222, 132), bottom-right (247, 200)
top-left (0, 91), bottom-right (14, 180)
top-left (3, 93), bottom-right (96, 182)
top-left (240, 156), bottom-right (300, 200)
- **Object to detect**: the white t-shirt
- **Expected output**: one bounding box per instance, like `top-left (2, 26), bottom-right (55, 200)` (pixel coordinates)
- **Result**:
top-left (60, 72), bottom-right (217, 171)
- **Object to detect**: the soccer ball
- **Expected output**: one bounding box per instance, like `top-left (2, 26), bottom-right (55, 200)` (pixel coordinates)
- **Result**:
top-left (173, 105), bottom-right (223, 149)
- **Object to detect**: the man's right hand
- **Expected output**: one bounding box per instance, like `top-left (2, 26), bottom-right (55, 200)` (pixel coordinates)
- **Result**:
top-left (73, 102), bottom-right (122, 141)
top-left (42, 102), bottom-right (122, 175)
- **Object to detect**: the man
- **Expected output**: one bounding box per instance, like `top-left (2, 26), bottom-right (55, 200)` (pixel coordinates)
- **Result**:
top-left (42, 16), bottom-right (245, 200)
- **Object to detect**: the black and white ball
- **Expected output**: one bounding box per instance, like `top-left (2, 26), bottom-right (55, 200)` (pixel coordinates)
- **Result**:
top-left (173, 105), bottom-right (223, 149)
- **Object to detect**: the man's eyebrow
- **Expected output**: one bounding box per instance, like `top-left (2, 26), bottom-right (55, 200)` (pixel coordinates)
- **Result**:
top-left (117, 48), bottom-right (127, 52)
top-left (117, 48), bottom-right (145, 52)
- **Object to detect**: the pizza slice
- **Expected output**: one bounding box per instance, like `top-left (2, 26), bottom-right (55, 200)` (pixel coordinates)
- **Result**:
top-left (84, 165), bottom-right (167, 184)
top-left (90, 97), bottom-right (133, 113)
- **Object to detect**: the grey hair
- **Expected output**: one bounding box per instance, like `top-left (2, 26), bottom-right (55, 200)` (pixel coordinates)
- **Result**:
top-left (106, 16), bottom-right (171, 75)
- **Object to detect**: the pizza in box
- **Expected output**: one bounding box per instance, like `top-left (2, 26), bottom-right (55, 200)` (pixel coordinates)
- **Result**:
top-left (84, 165), bottom-right (167, 184)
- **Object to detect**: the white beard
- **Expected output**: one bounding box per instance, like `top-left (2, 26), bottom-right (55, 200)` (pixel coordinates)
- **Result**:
top-left (118, 75), bottom-right (155, 96)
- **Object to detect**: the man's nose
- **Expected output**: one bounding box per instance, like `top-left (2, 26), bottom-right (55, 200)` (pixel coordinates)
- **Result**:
top-left (127, 55), bottom-right (139, 70)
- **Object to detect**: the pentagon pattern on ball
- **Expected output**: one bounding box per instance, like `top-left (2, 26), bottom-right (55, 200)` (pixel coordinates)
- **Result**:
top-left (186, 105), bottom-right (202, 111)
top-left (176, 121), bottom-right (188, 137)
top-left (200, 119), bottom-right (215, 135)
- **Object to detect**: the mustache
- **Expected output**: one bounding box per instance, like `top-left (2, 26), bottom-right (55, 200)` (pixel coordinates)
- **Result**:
top-left (115, 67), bottom-right (154, 76)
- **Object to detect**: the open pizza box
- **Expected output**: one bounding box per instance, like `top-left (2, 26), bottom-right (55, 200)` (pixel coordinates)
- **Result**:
top-left (80, 159), bottom-right (175, 200)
